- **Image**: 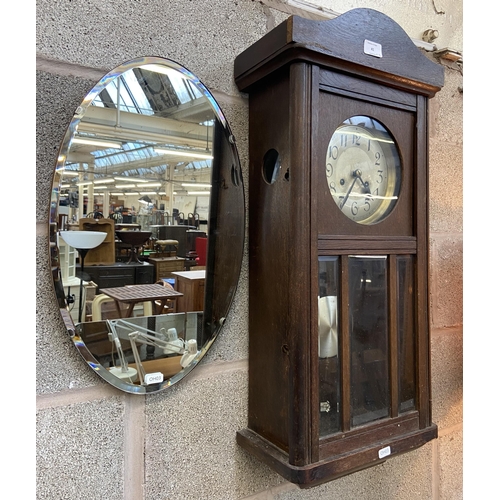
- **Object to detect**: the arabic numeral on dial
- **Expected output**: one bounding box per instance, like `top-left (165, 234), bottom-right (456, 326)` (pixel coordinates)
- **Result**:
top-left (363, 198), bottom-right (371, 211)
top-left (352, 134), bottom-right (361, 146)
top-left (329, 181), bottom-right (337, 193)
top-left (375, 152), bottom-right (381, 166)
top-left (328, 145), bottom-right (339, 160)
top-left (340, 134), bottom-right (348, 147)
top-left (326, 162), bottom-right (334, 177)
top-left (376, 169), bottom-right (384, 183)
top-left (350, 201), bottom-right (359, 216)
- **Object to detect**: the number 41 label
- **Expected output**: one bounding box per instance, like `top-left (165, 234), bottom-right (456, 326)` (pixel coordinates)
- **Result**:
top-left (364, 39), bottom-right (383, 58)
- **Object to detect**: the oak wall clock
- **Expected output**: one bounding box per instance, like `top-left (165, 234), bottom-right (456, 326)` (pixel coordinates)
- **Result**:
top-left (234, 8), bottom-right (444, 487)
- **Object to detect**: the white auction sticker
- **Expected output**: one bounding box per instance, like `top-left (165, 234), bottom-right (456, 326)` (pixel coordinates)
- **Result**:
top-left (364, 39), bottom-right (383, 58)
top-left (378, 446), bottom-right (391, 459)
top-left (145, 372), bottom-right (164, 385)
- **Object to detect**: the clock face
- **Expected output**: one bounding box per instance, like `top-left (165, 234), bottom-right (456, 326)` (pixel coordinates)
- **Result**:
top-left (325, 116), bottom-right (402, 225)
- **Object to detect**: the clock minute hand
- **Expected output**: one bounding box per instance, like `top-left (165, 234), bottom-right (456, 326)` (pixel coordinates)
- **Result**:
top-left (339, 174), bottom-right (358, 209)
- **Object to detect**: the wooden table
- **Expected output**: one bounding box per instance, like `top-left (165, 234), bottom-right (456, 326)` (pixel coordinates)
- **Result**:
top-left (100, 284), bottom-right (184, 318)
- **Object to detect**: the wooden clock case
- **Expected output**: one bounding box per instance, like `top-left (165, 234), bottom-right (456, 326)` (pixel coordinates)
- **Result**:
top-left (234, 8), bottom-right (444, 488)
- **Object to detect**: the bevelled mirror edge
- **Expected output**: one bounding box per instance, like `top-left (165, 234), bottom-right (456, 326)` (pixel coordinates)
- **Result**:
top-left (48, 56), bottom-right (245, 394)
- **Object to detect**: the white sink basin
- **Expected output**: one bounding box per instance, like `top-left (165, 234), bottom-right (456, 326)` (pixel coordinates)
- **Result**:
top-left (60, 230), bottom-right (106, 249)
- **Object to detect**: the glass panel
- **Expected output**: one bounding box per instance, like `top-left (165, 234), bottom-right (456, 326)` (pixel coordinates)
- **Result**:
top-left (349, 256), bottom-right (389, 426)
top-left (397, 255), bottom-right (416, 412)
top-left (318, 257), bottom-right (340, 436)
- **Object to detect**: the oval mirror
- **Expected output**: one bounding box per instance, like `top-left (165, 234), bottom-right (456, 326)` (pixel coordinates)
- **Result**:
top-left (49, 57), bottom-right (245, 394)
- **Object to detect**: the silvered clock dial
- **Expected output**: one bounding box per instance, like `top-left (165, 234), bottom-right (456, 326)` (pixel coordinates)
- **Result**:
top-left (325, 116), bottom-right (402, 225)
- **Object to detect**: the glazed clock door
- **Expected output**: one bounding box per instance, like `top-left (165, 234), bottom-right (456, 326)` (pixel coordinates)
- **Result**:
top-left (314, 83), bottom-right (421, 445)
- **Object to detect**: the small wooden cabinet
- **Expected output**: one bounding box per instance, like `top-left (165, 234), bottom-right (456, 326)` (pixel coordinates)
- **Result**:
top-left (147, 257), bottom-right (186, 281)
top-left (79, 218), bottom-right (115, 265)
top-left (172, 270), bottom-right (205, 313)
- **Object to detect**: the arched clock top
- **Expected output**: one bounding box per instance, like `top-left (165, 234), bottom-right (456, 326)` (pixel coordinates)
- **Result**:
top-left (234, 8), bottom-right (444, 96)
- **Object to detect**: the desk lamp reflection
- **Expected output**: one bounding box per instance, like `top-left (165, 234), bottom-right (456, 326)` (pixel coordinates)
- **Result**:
top-left (107, 319), bottom-right (199, 385)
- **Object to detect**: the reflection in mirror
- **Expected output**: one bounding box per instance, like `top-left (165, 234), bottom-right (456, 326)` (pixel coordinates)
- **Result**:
top-left (49, 57), bottom-right (245, 394)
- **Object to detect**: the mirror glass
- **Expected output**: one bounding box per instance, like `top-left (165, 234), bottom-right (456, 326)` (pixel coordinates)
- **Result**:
top-left (49, 57), bottom-right (245, 394)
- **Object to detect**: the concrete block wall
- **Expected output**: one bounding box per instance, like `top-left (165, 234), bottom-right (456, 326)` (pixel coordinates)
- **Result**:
top-left (36, 1), bottom-right (463, 498)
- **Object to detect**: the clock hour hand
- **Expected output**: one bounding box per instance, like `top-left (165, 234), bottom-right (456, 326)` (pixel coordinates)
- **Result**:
top-left (339, 169), bottom-right (370, 209)
top-left (354, 171), bottom-right (371, 194)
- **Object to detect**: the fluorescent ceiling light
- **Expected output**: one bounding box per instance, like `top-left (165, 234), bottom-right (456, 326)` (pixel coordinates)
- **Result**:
top-left (154, 147), bottom-right (213, 160)
top-left (94, 178), bottom-right (115, 184)
top-left (72, 137), bottom-right (122, 149)
top-left (140, 183), bottom-right (162, 188)
top-left (76, 181), bottom-right (92, 186)
top-left (115, 184), bottom-right (136, 189)
top-left (60, 170), bottom-right (80, 176)
top-left (114, 176), bottom-right (149, 183)
top-left (139, 191), bottom-right (158, 195)
top-left (111, 192), bottom-right (124, 196)
top-left (188, 191), bottom-right (211, 195)
top-left (181, 183), bottom-right (211, 188)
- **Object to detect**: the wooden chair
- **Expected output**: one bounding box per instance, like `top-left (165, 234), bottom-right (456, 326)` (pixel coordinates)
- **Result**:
top-left (154, 280), bottom-right (178, 314)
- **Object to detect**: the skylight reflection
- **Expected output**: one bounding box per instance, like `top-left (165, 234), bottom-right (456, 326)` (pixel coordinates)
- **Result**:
top-left (122, 70), bottom-right (154, 114)
top-left (92, 70), bottom-right (154, 115)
